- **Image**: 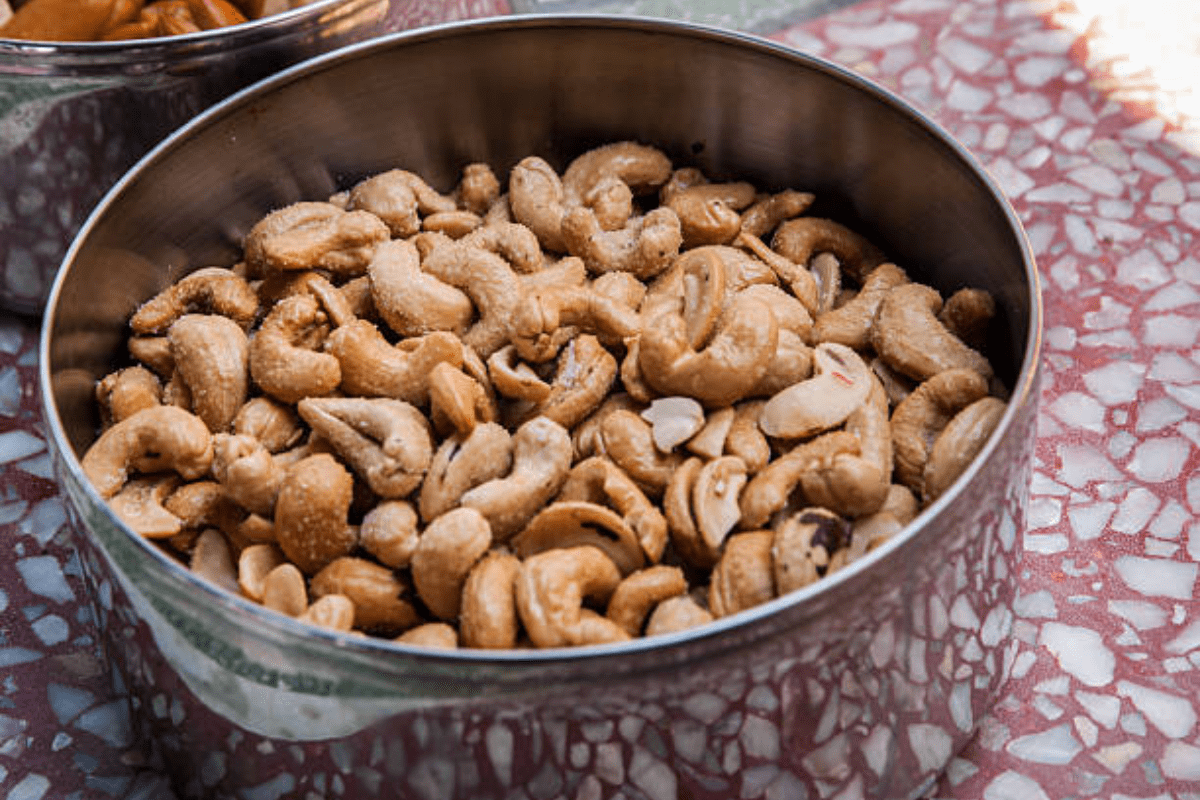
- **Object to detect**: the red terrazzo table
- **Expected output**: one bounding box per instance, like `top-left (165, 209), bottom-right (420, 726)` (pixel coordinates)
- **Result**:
top-left (2, 0), bottom-right (1199, 798)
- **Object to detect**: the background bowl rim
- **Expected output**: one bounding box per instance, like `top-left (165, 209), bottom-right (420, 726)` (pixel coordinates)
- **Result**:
top-left (38, 12), bottom-right (1044, 667)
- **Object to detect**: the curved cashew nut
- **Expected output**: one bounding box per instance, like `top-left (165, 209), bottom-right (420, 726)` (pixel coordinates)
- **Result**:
top-left (512, 501), bottom-right (646, 576)
top-left (771, 216), bottom-right (886, 284)
top-left (562, 141), bottom-right (672, 206)
top-left (750, 329), bottom-right (814, 398)
top-left (737, 284), bottom-right (814, 342)
top-left (487, 345), bottom-right (552, 403)
top-left (686, 406), bottom-right (736, 460)
top-left (243, 201), bottom-right (389, 276)
top-left (646, 594), bottom-right (715, 637)
top-left (939, 286), bottom-right (996, 351)
top-left (561, 205), bottom-right (683, 280)
top-left (591, 270), bottom-right (647, 311)
top-left (639, 294), bottom-right (778, 408)
top-left (460, 550), bottom-right (522, 649)
top-left (233, 396), bottom-right (304, 453)
top-left (725, 400), bottom-right (771, 472)
top-left (606, 565), bottom-right (688, 636)
top-left (772, 507), bottom-right (850, 595)
top-left (261, 563), bottom-right (309, 618)
top-left (128, 335), bottom-right (175, 378)
top-left (368, 238), bottom-right (473, 338)
top-left (665, 181), bottom-right (757, 248)
top-left (924, 396), bottom-right (1006, 501)
top-left (108, 475), bottom-right (183, 539)
top-left (739, 189), bottom-right (816, 239)
top-left (97, 366), bottom-right (162, 427)
top-left (460, 221), bottom-right (544, 274)
top-left (871, 283), bottom-right (994, 381)
top-left (418, 422), bottom-right (513, 522)
top-left (421, 240), bottom-right (523, 357)
top-left (237, 543), bottom-right (287, 603)
top-left (130, 266), bottom-right (258, 335)
top-left (249, 292), bottom-right (341, 404)
top-left (163, 480), bottom-right (242, 542)
top-left (891, 368), bottom-right (990, 497)
top-left (411, 507), bottom-right (493, 621)
top-left (325, 320), bottom-right (462, 404)
top-left (309, 556), bottom-right (420, 634)
top-left (524, 335), bottom-right (618, 431)
top-left (571, 393), bottom-right (643, 461)
top-left (211, 433), bottom-right (283, 517)
top-left (557, 456), bottom-right (669, 563)
top-left (759, 342), bottom-right (872, 439)
top-left (738, 431), bottom-right (859, 529)
top-left (509, 156), bottom-right (569, 252)
top-left (83, 405), bottom-right (213, 499)
top-left (456, 162), bottom-right (501, 215)
top-left (299, 594), bottom-right (357, 632)
top-left (460, 416), bottom-right (573, 541)
top-left (360, 500), bottom-right (420, 569)
top-left (191, 529), bottom-right (239, 596)
top-left (733, 231), bottom-right (819, 315)
top-left (663, 456), bottom-right (747, 568)
top-left (297, 397), bottom-right (432, 499)
top-left (512, 286), bottom-right (641, 363)
top-left (423, 209), bottom-right (484, 238)
top-left (396, 623), bottom-right (459, 649)
top-left (168, 314), bottom-right (249, 432)
top-left (798, 376), bottom-right (893, 518)
top-left (274, 453), bottom-right (357, 575)
top-left (428, 362), bottom-right (496, 439)
top-left (708, 530), bottom-right (776, 618)
top-left (598, 410), bottom-right (684, 498)
top-left (515, 546), bottom-right (630, 649)
top-left (347, 168), bottom-right (456, 237)
top-left (813, 262), bottom-right (908, 349)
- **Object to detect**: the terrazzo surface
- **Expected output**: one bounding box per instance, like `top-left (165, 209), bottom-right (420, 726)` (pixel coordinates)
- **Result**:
top-left (3, 0), bottom-right (1200, 797)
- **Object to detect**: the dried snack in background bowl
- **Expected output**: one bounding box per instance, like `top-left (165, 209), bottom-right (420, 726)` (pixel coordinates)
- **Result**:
top-left (0, 0), bottom-right (320, 41)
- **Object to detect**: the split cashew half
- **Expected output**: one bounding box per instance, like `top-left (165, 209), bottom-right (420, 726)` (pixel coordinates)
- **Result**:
top-left (759, 341), bottom-right (872, 439)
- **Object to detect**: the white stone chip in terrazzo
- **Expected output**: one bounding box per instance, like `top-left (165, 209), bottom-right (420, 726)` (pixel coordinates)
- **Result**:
top-left (1091, 741), bottom-right (1143, 775)
top-left (1113, 555), bottom-right (1197, 600)
top-left (1038, 623), bottom-right (1115, 687)
top-left (981, 770), bottom-right (1050, 800)
top-left (5, 774), bottom-right (51, 800)
top-left (1005, 724), bottom-right (1081, 765)
top-left (1115, 681), bottom-right (1197, 739)
top-left (14, 556), bottom-right (75, 604)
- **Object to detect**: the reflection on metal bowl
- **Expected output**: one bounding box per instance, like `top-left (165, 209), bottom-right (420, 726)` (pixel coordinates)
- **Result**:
top-left (39, 16), bottom-right (1043, 800)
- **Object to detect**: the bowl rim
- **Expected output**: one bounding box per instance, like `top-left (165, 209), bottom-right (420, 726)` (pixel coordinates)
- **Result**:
top-left (38, 12), bottom-right (1044, 668)
top-left (0, 0), bottom-right (380, 57)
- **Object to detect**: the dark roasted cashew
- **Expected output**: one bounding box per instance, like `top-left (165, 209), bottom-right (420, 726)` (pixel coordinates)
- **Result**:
top-left (461, 417), bottom-right (572, 541)
top-left (419, 422), bottom-right (513, 522)
top-left (168, 314), bottom-right (249, 432)
top-left (82, 406), bottom-right (213, 499)
top-left (309, 556), bottom-right (419, 634)
top-left (368, 238), bottom-right (473, 338)
top-left (639, 293), bottom-right (777, 408)
top-left (515, 546), bottom-right (629, 648)
top-left (891, 368), bottom-right (990, 497)
top-left (771, 216), bottom-right (886, 284)
top-left (249, 293), bottom-right (341, 404)
top-left (708, 530), bottom-right (776, 618)
top-left (872, 283), bottom-right (994, 381)
top-left (739, 189), bottom-right (816, 239)
top-left (772, 507), bottom-right (850, 595)
top-left (243, 201), bottom-right (389, 277)
top-left (297, 397), bottom-right (432, 499)
top-left (326, 320), bottom-right (462, 405)
top-left (412, 507), bottom-right (493, 621)
top-left (512, 501), bottom-right (646, 575)
top-left (130, 266), bottom-right (258, 335)
top-left (557, 456), bottom-right (669, 563)
top-left (274, 453), bottom-right (357, 575)
top-left (939, 287), bottom-right (996, 351)
top-left (460, 550), bottom-right (522, 649)
top-left (759, 342), bottom-right (872, 439)
top-left (924, 396), bottom-right (1006, 501)
top-left (606, 565), bottom-right (688, 636)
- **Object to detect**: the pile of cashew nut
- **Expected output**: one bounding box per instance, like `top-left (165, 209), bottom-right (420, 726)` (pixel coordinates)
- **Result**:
top-left (82, 141), bottom-right (1008, 649)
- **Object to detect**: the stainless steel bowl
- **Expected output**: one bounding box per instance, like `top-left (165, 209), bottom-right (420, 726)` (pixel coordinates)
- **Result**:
top-left (0, 0), bottom-right (486, 315)
top-left (40, 16), bottom-right (1043, 800)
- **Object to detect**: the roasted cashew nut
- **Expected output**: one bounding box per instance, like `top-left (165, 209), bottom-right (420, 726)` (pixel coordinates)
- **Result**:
top-left (130, 266), bottom-right (258, 335)
top-left (759, 342), bottom-right (872, 439)
top-left (739, 189), bottom-right (816, 239)
top-left (456, 162), bottom-right (502, 216)
top-left (733, 231), bottom-right (819, 315)
top-left (460, 550), bottom-right (522, 649)
top-left (638, 294), bottom-right (778, 408)
top-left (211, 433), bottom-right (283, 517)
top-left (310, 556), bottom-right (420, 634)
top-left (645, 594), bottom-right (715, 637)
top-left (665, 181), bottom-right (758, 248)
top-left (359, 500), bottom-right (420, 569)
top-left (664, 456), bottom-right (747, 568)
top-left (561, 205), bottom-right (683, 280)
top-left (411, 507), bottom-right (493, 621)
top-left (460, 416), bottom-right (572, 541)
top-left (562, 142), bottom-right (673, 220)
top-left (167, 314), bottom-right (249, 432)
top-left (606, 565), bottom-right (688, 636)
top-left (274, 453), bottom-right (357, 575)
top-left (248, 292), bottom-right (341, 404)
top-left (557, 456), bottom-right (669, 563)
top-left (871, 283), bottom-right (994, 382)
top-left (640, 396), bottom-right (705, 453)
top-left (512, 286), bottom-right (641, 363)
top-left (128, 335), bottom-right (175, 378)
top-left (738, 431), bottom-right (859, 530)
top-left (347, 168), bottom-right (456, 237)
top-left (460, 221), bottom-right (544, 274)
top-left (813, 262), bottom-right (908, 349)
top-left (939, 286), bottom-right (996, 351)
top-left (685, 406), bottom-right (736, 460)
top-left (396, 623), bottom-right (459, 649)
top-left (890, 368), bottom-right (990, 497)
top-left (509, 156), bottom-right (570, 252)
top-left (325, 320), bottom-right (462, 405)
top-left (428, 362), bottom-right (496, 439)
top-left (515, 546), bottom-right (630, 649)
top-left (846, 484), bottom-right (919, 563)
top-left (191, 529), bottom-right (239, 596)
top-left (750, 329), bottom-right (814, 398)
top-left (772, 507), bottom-right (850, 595)
top-left (708, 530), bottom-right (776, 618)
top-left (523, 335), bottom-right (618, 431)
top-left (421, 240), bottom-right (524, 357)
top-left (82, 405), bottom-right (213, 499)
top-left (923, 396), bottom-right (1006, 501)
top-left (771, 216), bottom-right (886, 284)
top-left (487, 345), bottom-right (552, 403)
top-left (512, 501), bottom-right (646, 575)
top-left (726, 400), bottom-right (771, 472)
top-left (368, 238), bottom-right (473, 338)
top-left (237, 543), bottom-right (287, 603)
top-left (243, 201), bottom-right (389, 276)
top-left (418, 422), bottom-right (513, 522)
top-left (297, 397), bottom-right (432, 499)
top-left (233, 396), bottom-right (304, 454)
top-left (97, 366), bottom-right (162, 427)
top-left (598, 410), bottom-right (683, 498)
top-left (108, 475), bottom-right (183, 539)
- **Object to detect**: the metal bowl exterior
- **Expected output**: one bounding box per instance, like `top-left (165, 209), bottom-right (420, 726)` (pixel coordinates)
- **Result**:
top-left (0, 0), bottom-right (493, 315)
top-left (40, 17), bottom-right (1043, 800)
